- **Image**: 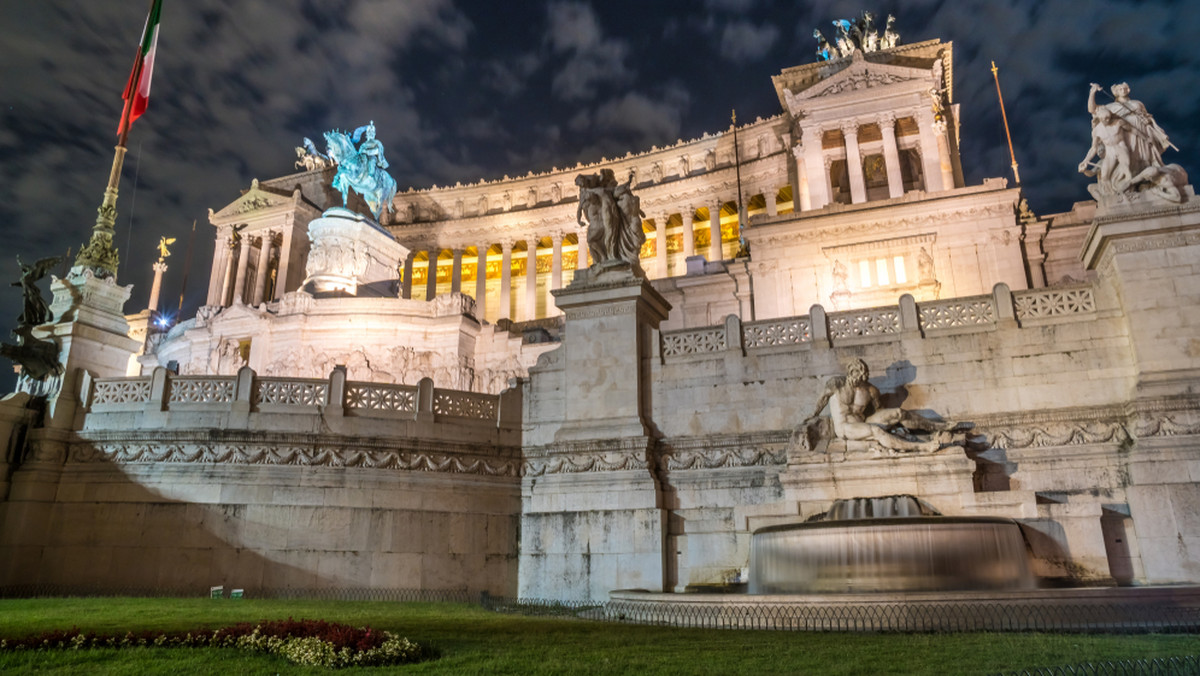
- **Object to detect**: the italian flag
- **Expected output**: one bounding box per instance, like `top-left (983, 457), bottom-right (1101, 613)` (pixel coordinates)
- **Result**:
top-left (119, 0), bottom-right (163, 134)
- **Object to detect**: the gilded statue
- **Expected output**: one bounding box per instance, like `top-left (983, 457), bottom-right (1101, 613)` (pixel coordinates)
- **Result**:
top-left (157, 236), bottom-right (176, 263)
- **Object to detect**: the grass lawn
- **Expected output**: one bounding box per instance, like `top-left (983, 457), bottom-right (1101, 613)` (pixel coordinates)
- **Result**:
top-left (0, 598), bottom-right (1195, 674)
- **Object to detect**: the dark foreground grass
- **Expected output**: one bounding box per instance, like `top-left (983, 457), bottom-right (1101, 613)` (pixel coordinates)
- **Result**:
top-left (0, 598), bottom-right (1195, 675)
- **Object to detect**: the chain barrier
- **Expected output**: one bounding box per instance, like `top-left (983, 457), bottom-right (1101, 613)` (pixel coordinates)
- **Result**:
top-left (998, 655), bottom-right (1200, 675)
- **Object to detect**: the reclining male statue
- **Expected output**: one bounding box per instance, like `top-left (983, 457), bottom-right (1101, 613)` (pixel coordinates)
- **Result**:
top-left (803, 359), bottom-right (965, 453)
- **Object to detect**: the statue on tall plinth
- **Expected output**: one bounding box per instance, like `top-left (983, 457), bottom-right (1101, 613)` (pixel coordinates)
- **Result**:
top-left (1, 255), bottom-right (64, 384)
top-left (1079, 82), bottom-right (1188, 205)
top-left (302, 121), bottom-right (398, 221)
top-left (575, 168), bottom-right (645, 274)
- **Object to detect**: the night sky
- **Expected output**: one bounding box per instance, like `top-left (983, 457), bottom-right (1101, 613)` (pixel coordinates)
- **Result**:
top-left (2, 1), bottom-right (1198, 388)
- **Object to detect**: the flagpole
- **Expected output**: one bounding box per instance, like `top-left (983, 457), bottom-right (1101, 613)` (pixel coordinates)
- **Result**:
top-left (731, 110), bottom-right (745, 225)
top-left (75, 0), bottom-right (157, 280)
top-left (990, 61), bottom-right (1021, 186)
top-left (177, 219), bottom-right (196, 315)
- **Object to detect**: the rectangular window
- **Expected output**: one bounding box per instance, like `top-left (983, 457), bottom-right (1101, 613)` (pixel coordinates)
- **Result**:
top-left (859, 260), bottom-right (871, 288)
top-left (876, 258), bottom-right (890, 286)
top-left (894, 256), bottom-right (907, 284)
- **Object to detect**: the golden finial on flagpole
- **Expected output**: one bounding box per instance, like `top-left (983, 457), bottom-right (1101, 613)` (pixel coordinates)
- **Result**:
top-left (991, 60), bottom-right (1021, 185)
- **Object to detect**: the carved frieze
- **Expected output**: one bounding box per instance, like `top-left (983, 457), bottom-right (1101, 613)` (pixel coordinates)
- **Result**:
top-left (70, 436), bottom-right (520, 477)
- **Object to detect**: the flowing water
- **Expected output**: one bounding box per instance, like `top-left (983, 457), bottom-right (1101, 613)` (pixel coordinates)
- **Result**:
top-left (749, 496), bottom-right (1034, 594)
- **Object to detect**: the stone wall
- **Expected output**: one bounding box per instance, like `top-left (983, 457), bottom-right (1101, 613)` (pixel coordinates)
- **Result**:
top-left (0, 367), bottom-right (524, 595)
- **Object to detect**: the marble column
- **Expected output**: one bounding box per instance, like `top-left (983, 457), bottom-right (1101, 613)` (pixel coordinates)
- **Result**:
top-left (148, 261), bottom-right (167, 312)
top-left (934, 118), bottom-right (957, 189)
top-left (525, 239), bottom-right (538, 321)
top-left (401, 251), bottom-right (415, 299)
top-left (654, 216), bottom-right (668, 278)
top-left (801, 123), bottom-right (830, 209)
top-left (708, 203), bottom-right (724, 263)
top-left (794, 146), bottom-right (812, 211)
top-left (765, 192), bottom-right (778, 217)
top-left (252, 233), bottom-right (273, 306)
top-left (220, 240), bottom-right (237, 307)
top-left (475, 244), bottom-right (489, 318)
top-left (841, 122), bottom-right (867, 204)
top-left (425, 250), bottom-right (439, 301)
top-left (916, 107), bottom-right (946, 192)
top-left (231, 237), bottom-right (252, 305)
top-left (499, 240), bottom-right (512, 320)
top-left (686, 208), bottom-right (696, 272)
top-left (274, 223), bottom-right (293, 300)
top-left (206, 232), bottom-right (228, 306)
top-left (576, 234), bottom-right (590, 271)
top-left (550, 233), bottom-right (563, 314)
top-left (879, 113), bottom-right (905, 199)
top-left (451, 249), bottom-right (464, 294)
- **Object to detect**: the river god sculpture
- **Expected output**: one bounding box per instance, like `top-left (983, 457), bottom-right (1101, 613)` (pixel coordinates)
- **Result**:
top-left (802, 359), bottom-right (966, 454)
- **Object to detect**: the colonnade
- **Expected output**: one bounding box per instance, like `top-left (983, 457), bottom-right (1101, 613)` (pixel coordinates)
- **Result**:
top-left (207, 229), bottom-right (282, 307)
top-left (794, 110), bottom-right (956, 210)
top-left (399, 198), bottom-right (769, 324)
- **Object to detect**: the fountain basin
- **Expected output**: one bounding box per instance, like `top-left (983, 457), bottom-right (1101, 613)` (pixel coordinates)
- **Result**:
top-left (750, 516), bottom-right (1034, 594)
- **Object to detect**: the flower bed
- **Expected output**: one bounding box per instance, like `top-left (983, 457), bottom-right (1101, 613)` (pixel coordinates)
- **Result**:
top-left (0, 617), bottom-right (434, 668)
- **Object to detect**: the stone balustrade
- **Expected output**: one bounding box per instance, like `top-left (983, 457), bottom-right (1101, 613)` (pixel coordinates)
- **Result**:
top-left (660, 282), bottom-right (1098, 359)
top-left (86, 367), bottom-right (515, 427)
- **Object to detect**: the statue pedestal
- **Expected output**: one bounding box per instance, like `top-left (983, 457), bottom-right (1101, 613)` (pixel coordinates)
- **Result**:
top-left (302, 207), bottom-right (408, 297)
top-left (1081, 192), bottom-right (1200, 398)
top-left (35, 269), bottom-right (139, 426)
top-left (550, 263), bottom-right (671, 442)
top-left (518, 264), bottom-right (674, 601)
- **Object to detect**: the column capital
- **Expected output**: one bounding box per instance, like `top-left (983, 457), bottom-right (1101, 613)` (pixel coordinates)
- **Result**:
top-left (839, 121), bottom-right (859, 138)
top-left (791, 143), bottom-right (805, 160)
top-left (499, 239), bottom-right (514, 253)
top-left (877, 111), bottom-right (897, 128)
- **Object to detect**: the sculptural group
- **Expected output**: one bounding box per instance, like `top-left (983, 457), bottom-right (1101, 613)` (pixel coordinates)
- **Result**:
top-left (815, 11), bottom-right (897, 61)
top-left (575, 169), bottom-right (645, 271)
top-left (1079, 82), bottom-right (1187, 204)
top-left (1, 255), bottom-right (64, 383)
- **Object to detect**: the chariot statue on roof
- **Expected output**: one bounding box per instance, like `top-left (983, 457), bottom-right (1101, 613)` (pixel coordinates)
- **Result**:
top-left (302, 120), bottom-right (398, 222)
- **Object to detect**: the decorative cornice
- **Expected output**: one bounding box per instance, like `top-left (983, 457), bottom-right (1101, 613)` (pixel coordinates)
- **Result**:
top-left (658, 431), bottom-right (789, 471)
top-left (70, 431), bottom-right (521, 478)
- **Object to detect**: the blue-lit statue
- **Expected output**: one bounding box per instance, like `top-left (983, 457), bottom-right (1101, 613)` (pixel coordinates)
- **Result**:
top-left (303, 121), bottom-right (397, 222)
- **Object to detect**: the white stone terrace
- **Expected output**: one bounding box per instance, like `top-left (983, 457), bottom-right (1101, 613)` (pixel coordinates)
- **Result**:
top-left (660, 283), bottom-right (1097, 357)
top-left (81, 366), bottom-right (523, 453)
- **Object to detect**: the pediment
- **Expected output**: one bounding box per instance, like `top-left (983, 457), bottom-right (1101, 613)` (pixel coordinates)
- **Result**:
top-left (210, 179), bottom-right (299, 224)
top-left (785, 59), bottom-right (928, 111)
top-left (773, 39), bottom-right (951, 115)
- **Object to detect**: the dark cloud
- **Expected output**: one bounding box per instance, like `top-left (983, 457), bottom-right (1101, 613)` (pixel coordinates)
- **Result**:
top-left (719, 20), bottom-right (780, 63)
top-left (545, 1), bottom-right (633, 101)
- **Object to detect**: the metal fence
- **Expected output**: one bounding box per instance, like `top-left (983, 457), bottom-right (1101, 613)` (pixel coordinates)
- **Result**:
top-left (999, 655), bottom-right (1200, 675)
top-left (4, 585), bottom-right (1200, 635)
